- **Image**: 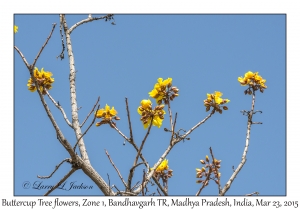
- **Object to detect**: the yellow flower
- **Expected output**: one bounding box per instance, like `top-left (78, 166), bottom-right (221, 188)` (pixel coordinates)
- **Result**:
top-left (238, 71), bottom-right (267, 90)
top-left (96, 104), bottom-right (117, 120)
top-left (95, 104), bottom-right (119, 127)
top-left (14, 25), bottom-right (18, 33)
top-left (152, 159), bottom-right (169, 172)
top-left (149, 77), bottom-right (173, 104)
top-left (204, 91), bottom-right (230, 113)
top-left (137, 99), bottom-right (166, 129)
top-left (27, 67), bottom-right (54, 94)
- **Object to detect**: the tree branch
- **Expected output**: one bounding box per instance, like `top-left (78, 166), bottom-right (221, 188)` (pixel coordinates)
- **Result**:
top-left (68, 14), bottom-right (114, 34)
top-left (105, 149), bottom-right (128, 189)
top-left (61, 14), bottom-right (90, 164)
top-left (14, 46), bottom-right (30, 69)
top-left (45, 90), bottom-right (73, 128)
top-left (80, 96), bottom-right (100, 128)
top-left (125, 97), bottom-right (134, 142)
top-left (73, 105), bottom-right (100, 151)
top-left (32, 23), bottom-right (56, 68)
top-left (219, 90), bottom-right (256, 195)
top-left (44, 167), bottom-right (77, 196)
top-left (37, 158), bottom-right (71, 179)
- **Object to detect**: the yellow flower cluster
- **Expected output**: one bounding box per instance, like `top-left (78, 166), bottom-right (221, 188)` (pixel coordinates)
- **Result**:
top-left (149, 78), bottom-right (178, 105)
top-left (27, 67), bottom-right (54, 95)
top-left (153, 159), bottom-right (169, 172)
top-left (138, 77), bottom-right (178, 129)
top-left (203, 91), bottom-right (230, 113)
top-left (14, 25), bottom-right (18, 33)
top-left (95, 104), bottom-right (119, 127)
top-left (238, 71), bottom-right (267, 93)
top-left (137, 99), bottom-right (166, 129)
top-left (152, 159), bottom-right (173, 179)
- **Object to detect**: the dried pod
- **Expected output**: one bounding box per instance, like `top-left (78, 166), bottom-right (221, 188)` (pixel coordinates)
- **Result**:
top-left (206, 106), bottom-right (210, 112)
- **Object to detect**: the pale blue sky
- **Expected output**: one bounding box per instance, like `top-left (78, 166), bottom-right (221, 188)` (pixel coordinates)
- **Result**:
top-left (14, 14), bottom-right (285, 196)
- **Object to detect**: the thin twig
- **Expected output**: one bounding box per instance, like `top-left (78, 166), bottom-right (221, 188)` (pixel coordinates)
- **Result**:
top-left (209, 147), bottom-right (221, 194)
top-left (152, 176), bottom-right (168, 196)
top-left (196, 172), bottom-right (210, 196)
top-left (180, 111), bottom-right (214, 141)
top-left (170, 112), bottom-right (178, 144)
top-left (125, 98), bottom-right (134, 142)
top-left (14, 46), bottom-right (30, 69)
top-left (45, 90), bottom-right (73, 128)
top-left (37, 158), bottom-right (71, 179)
top-left (56, 18), bottom-right (65, 60)
top-left (73, 105), bottom-right (100, 151)
top-left (167, 102), bottom-right (173, 134)
top-left (128, 118), bottom-right (154, 191)
top-left (32, 23), bottom-right (56, 68)
top-left (68, 14), bottom-right (114, 34)
top-left (134, 118), bottom-right (153, 166)
top-left (130, 181), bottom-right (140, 191)
top-left (105, 149), bottom-right (128, 189)
top-left (44, 167), bottom-right (78, 196)
top-left (80, 96), bottom-right (100, 127)
top-left (219, 90), bottom-right (256, 196)
top-left (109, 122), bottom-right (130, 142)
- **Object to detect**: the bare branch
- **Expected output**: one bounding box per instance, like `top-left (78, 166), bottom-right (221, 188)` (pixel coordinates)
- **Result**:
top-left (68, 14), bottom-right (114, 34)
top-left (61, 14), bottom-right (90, 164)
top-left (125, 98), bottom-right (134, 142)
top-left (167, 102), bottom-right (173, 134)
top-left (14, 46), bottom-right (30, 69)
top-left (105, 149), bottom-right (128, 189)
top-left (152, 176), bottom-right (168, 196)
top-left (80, 96), bottom-right (100, 128)
top-left (109, 122), bottom-right (130, 142)
top-left (170, 112), bottom-right (178, 144)
top-left (32, 23), bottom-right (56, 68)
top-left (45, 90), bottom-right (73, 128)
top-left (56, 17), bottom-right (65, 60)
top-left (134, 118), bottom-right (153, 166)
top-left (180, 111), bottom-right (214, 141)
top-left (209, 147), bottom-right (221, 194)
top-left (219, 90), bottom-right (257, 195)
top-left (196, 172), bottom-right (210, 196)
top-left (73, 105), bottom-right (100, 151)
top-left (44, 167), bottom-right (78, 196)
top-left (38, 158), bottom-right (71, 179)
top-left (127, 119), bottom-right (153, 191)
